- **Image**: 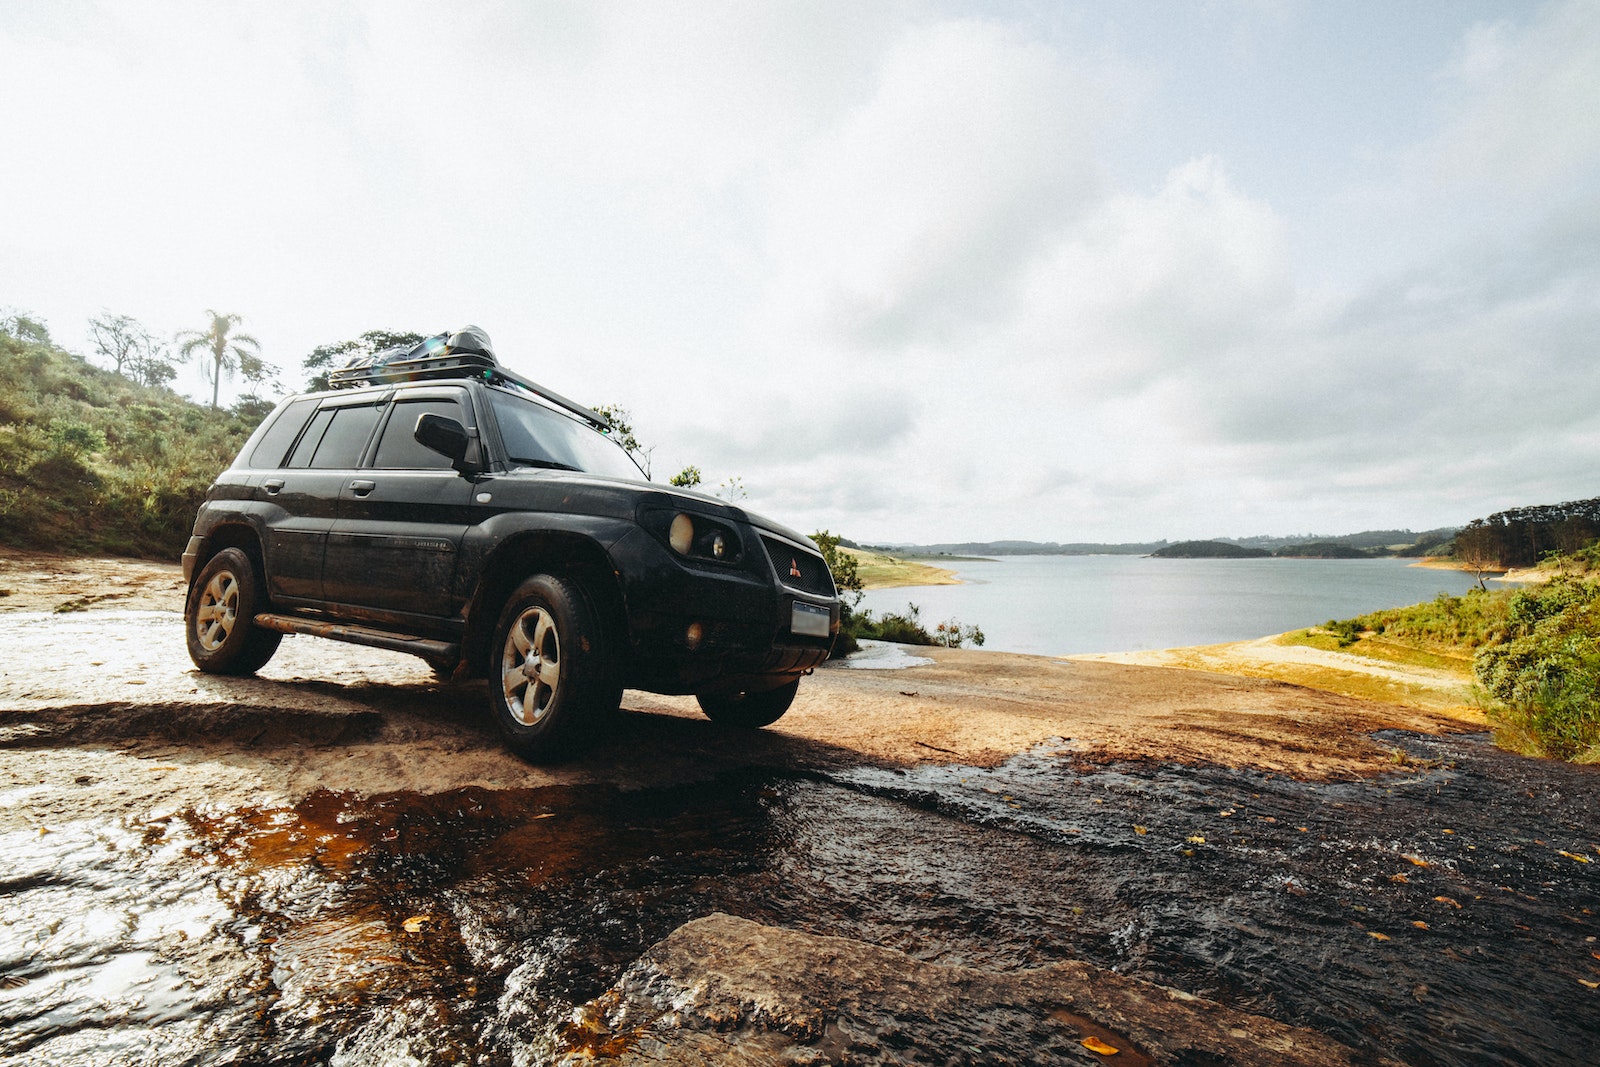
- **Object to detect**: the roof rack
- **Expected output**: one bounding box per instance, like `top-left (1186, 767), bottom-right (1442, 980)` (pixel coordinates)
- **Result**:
top-left (328, 341), bottom-right (612, 433)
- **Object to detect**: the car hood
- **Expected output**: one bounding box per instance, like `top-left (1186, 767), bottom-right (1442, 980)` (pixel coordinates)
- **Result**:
top-left (497, 468), bottom-right (820, 551)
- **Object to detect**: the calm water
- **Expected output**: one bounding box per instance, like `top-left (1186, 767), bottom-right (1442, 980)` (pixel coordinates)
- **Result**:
top-left (858, 555), bottom-right (1488, 656)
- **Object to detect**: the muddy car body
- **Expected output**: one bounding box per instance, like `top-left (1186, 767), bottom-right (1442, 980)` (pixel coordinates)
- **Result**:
top-left (180, 328), bottom-right (840, 758)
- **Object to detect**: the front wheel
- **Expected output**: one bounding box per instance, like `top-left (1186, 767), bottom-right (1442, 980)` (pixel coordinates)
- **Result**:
top-left (489, 574), bottom-right (620, 762)
top-left (696, 679), bottom-right (800, 729)
top-left (185, 547), bottom-right (281, 675)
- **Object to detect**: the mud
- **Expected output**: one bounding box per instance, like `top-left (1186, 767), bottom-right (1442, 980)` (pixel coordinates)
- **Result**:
top-left (2, 552), bottom-right (1598, 1065)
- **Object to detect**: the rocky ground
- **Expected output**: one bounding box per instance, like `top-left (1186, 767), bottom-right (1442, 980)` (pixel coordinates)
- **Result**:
top-left (3, 547), bottom-right (1586, 1066)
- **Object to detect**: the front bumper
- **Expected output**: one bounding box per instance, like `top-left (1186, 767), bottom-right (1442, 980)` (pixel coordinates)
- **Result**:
top-left (607, 526), bottom-right (839, 695)
top-left (180, 535), bottom-right (205, 585)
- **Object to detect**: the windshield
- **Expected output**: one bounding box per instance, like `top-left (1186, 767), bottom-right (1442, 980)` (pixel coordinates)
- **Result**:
top-left (489, 389), bottom-right (644, 480)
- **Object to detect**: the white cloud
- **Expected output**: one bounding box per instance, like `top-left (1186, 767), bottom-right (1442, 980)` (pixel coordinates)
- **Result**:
top-left (2, 1), bottom-right (1597, 544)
top-left (763, 18), bottom-right (1104, 348)
top-left (1009, 155), bottom-right (1292, 393)
top-left (1428, 0), bottom-right (1600, 193)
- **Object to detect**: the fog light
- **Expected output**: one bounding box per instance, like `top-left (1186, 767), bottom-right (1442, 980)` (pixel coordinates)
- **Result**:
top-left (669, 513), bottom-right (694, 555)
top-left (711, 532), bottom-right (727, 559)
top-left (685, 622), bottom-right (704, 650)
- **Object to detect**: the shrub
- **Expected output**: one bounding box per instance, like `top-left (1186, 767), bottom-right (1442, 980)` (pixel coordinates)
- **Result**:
top-left (1331, 589), bottom-right (1515, 650)
top-left (848, 602), bottom-right (985, 649)
top-left (0, 321), bottom-right (264, 557)
top-left (1473, 578), bottom-right (1600, 761)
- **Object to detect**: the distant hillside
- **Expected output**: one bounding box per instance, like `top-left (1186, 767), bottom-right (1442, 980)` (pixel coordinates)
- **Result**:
top-left (1152, 540), bottom-right (1271, 559)
top-left (1219, 528), bottom-right (1457, 554)
top-left (868, 539), bottom-right (1167, 557)
top-left (873, 529), bottom-right (1456, 559)
top-left (0, 320), bottom-right (263, 558)
top-left (1272, 542), bottom-right (1383, 559)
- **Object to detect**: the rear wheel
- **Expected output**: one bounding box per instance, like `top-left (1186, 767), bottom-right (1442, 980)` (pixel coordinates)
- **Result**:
top-left (185, 547), bottom-right (281, 675)
top-left (489, 574), bottom-right (620, 761)
top-left (696, 679), bottom-right (800, 729)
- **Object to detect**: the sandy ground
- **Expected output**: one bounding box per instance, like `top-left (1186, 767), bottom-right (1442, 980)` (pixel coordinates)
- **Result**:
top-left (2, 545), bottom-right (1485, 825)
top-left (1073, 634), bottom-right (1485, 722)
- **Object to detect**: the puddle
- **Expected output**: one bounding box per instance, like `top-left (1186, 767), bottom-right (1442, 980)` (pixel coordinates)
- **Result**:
top-left (2, 732), bottom-right (1597, 1065)
top-left (830, 639), bottom-right (936, 670)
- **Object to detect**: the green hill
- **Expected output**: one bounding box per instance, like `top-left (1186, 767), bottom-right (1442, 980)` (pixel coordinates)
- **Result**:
top-left (0, 319), bottom-right (264, 558)
top-left (1151, 540), bottom-right (1271, 559)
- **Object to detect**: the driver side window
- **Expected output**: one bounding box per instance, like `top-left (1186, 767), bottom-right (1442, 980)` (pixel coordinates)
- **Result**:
top-left (372, 398), bottom-right (467, 469)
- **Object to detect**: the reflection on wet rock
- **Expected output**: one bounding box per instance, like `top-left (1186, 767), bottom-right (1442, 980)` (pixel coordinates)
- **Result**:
top-left (2, 732), bottom-right (1597, 1065)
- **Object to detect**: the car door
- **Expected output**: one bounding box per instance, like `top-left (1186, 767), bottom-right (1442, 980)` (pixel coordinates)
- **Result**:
top-left (255, 395), bottom-right (386, 604)
top-left (322, 389), bottom-right (477, 622)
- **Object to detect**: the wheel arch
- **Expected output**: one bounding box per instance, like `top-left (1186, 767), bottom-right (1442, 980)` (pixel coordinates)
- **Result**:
top-left (188, 521), bottom-right (266, 593)
top-left (463, 532), bottom-right (628, 680)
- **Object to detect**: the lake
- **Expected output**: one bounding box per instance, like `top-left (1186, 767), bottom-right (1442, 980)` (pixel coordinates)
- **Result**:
top-left (856, 555), bottom-right (1489, 657)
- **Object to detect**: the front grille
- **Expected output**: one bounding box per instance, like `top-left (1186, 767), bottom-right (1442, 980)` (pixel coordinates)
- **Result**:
top-left (760, 536), bottom-right (836, 597)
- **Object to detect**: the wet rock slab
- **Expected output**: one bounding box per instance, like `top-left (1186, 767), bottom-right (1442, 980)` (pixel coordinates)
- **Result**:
top-left (560, 913), bottom-right (1396, 1066)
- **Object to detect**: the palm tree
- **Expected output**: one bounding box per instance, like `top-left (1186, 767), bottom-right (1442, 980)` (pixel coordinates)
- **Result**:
top-left (177, 310), bottom-right (263, 409)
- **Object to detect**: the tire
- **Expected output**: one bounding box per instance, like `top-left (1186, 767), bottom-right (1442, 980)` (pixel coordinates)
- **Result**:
top-left (489, 574), bottom-right (621, 762)
top-left (696, 679), bottom-right (800, 729)
top-left (185, 547), bottom-right (282, 675)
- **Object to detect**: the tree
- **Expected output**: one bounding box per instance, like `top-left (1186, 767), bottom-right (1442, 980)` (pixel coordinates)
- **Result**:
top-left (126, 338), bottom-right (178, 389)
top-left (1453, 521), bottom-right (1502, 590)
top-left (89, 312), bottom-right (176, 388)
top-left (670, 466), bottom-right (702, 488)
top-left (810, 530), bottom-right (863, 608)
top-left (88, 312), bottom-right (144, 375)
top-left (0, 309), bottom-right (50, 344)
top-left (176, 310), bottom-right (265, 409)
top-left (302, 329), bottom-right (426, 392)
top-left (593, 404), bottom-right (653, 478)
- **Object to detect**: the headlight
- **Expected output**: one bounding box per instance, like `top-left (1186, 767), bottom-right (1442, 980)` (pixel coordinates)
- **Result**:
top-left (669, 513), bottom-right (694, 555)
top-left (662, 511), bottom-right (741, 563)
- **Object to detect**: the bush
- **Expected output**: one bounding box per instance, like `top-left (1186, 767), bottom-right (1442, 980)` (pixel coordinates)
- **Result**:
top-left (0, 322), bottom-right (265, 557)
top-left (847, 602), bottom-right (984, 649)
top-left (1473, 578), bottom-right (1600, 761)
top-left (1332, 589), bottom-right (1515, 650)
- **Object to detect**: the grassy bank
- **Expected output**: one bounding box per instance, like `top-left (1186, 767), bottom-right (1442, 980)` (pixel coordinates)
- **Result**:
top-left (0, 323), bottom-right (262, 558)
top-left (1090, 579), bottom-right (1600, 764)
top-left (843, 546), bottom-right (960, 589)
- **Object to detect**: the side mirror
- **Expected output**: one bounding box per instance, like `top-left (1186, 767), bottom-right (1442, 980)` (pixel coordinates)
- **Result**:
top-left (414, 413), bottom-right (479, 475)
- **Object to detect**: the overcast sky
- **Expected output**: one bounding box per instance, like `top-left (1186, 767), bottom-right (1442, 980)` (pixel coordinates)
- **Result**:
top-left (3, 1), bottom-right (1597, 544)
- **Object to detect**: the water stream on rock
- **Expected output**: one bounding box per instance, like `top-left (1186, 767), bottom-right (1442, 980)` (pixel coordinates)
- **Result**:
top-left (3, 731), bottom-right (1597, 1066)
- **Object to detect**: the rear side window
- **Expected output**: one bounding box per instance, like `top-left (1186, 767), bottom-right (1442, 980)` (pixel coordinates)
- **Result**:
top-left (286, 404), bottom-right (383, 469)
top-left (286, 409), bottom-right (334, 468)
top-left (245, 398), bottom-right (318, 469)
top-left (372, 397), bottom-right (468, 469)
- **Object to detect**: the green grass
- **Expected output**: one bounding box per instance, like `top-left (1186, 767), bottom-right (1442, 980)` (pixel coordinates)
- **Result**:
top-left (1319, 579), bottom-right (1600, 763)
top-left (844, 547), bottom-right (960, 589)
top-left (0, 323), bottom-right (263, 559)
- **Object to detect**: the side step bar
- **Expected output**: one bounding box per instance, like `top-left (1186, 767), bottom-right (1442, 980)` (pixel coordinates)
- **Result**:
top-left (253, 613), bottom-right (460, 664)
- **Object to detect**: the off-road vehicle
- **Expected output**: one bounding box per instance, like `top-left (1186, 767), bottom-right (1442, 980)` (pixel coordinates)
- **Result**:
top-left (181, 327), bottom-right (840, 760)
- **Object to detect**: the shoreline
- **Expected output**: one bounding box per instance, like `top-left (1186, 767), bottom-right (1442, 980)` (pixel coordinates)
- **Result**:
top-left (846, 546), bottom-right (962, 589)
top-left (0, 544), bottom-right (1489, 740)
top-left (1069, 629), bottom-right (1482, 723)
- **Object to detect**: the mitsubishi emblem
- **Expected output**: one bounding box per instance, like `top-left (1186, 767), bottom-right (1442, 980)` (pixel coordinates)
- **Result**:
top-left (790, 558), bottom-right (803, 578)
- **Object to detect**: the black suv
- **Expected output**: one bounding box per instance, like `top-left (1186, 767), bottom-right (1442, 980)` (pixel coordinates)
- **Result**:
top-left (181, 327), bottom-right (840, 759)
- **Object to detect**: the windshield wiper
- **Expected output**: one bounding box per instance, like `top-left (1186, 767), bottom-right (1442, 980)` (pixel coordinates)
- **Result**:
top-left (512, 458), bottom-right (583, 472)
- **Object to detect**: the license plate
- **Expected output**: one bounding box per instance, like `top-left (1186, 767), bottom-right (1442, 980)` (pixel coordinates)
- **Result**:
top-left (791, 601), bottom-right (830, 637)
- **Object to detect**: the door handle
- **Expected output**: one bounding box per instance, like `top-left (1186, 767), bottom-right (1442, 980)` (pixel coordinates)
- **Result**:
top-left (349, 479), bottom-right (376, 497)
top-left (263, 478), bottom-right (285, 495)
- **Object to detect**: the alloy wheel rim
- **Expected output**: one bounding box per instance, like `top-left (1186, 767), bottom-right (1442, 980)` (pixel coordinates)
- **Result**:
top-left (195, 571), bottom-right (239, 652)
top-left (502, 606), bottom-right (561, 726)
